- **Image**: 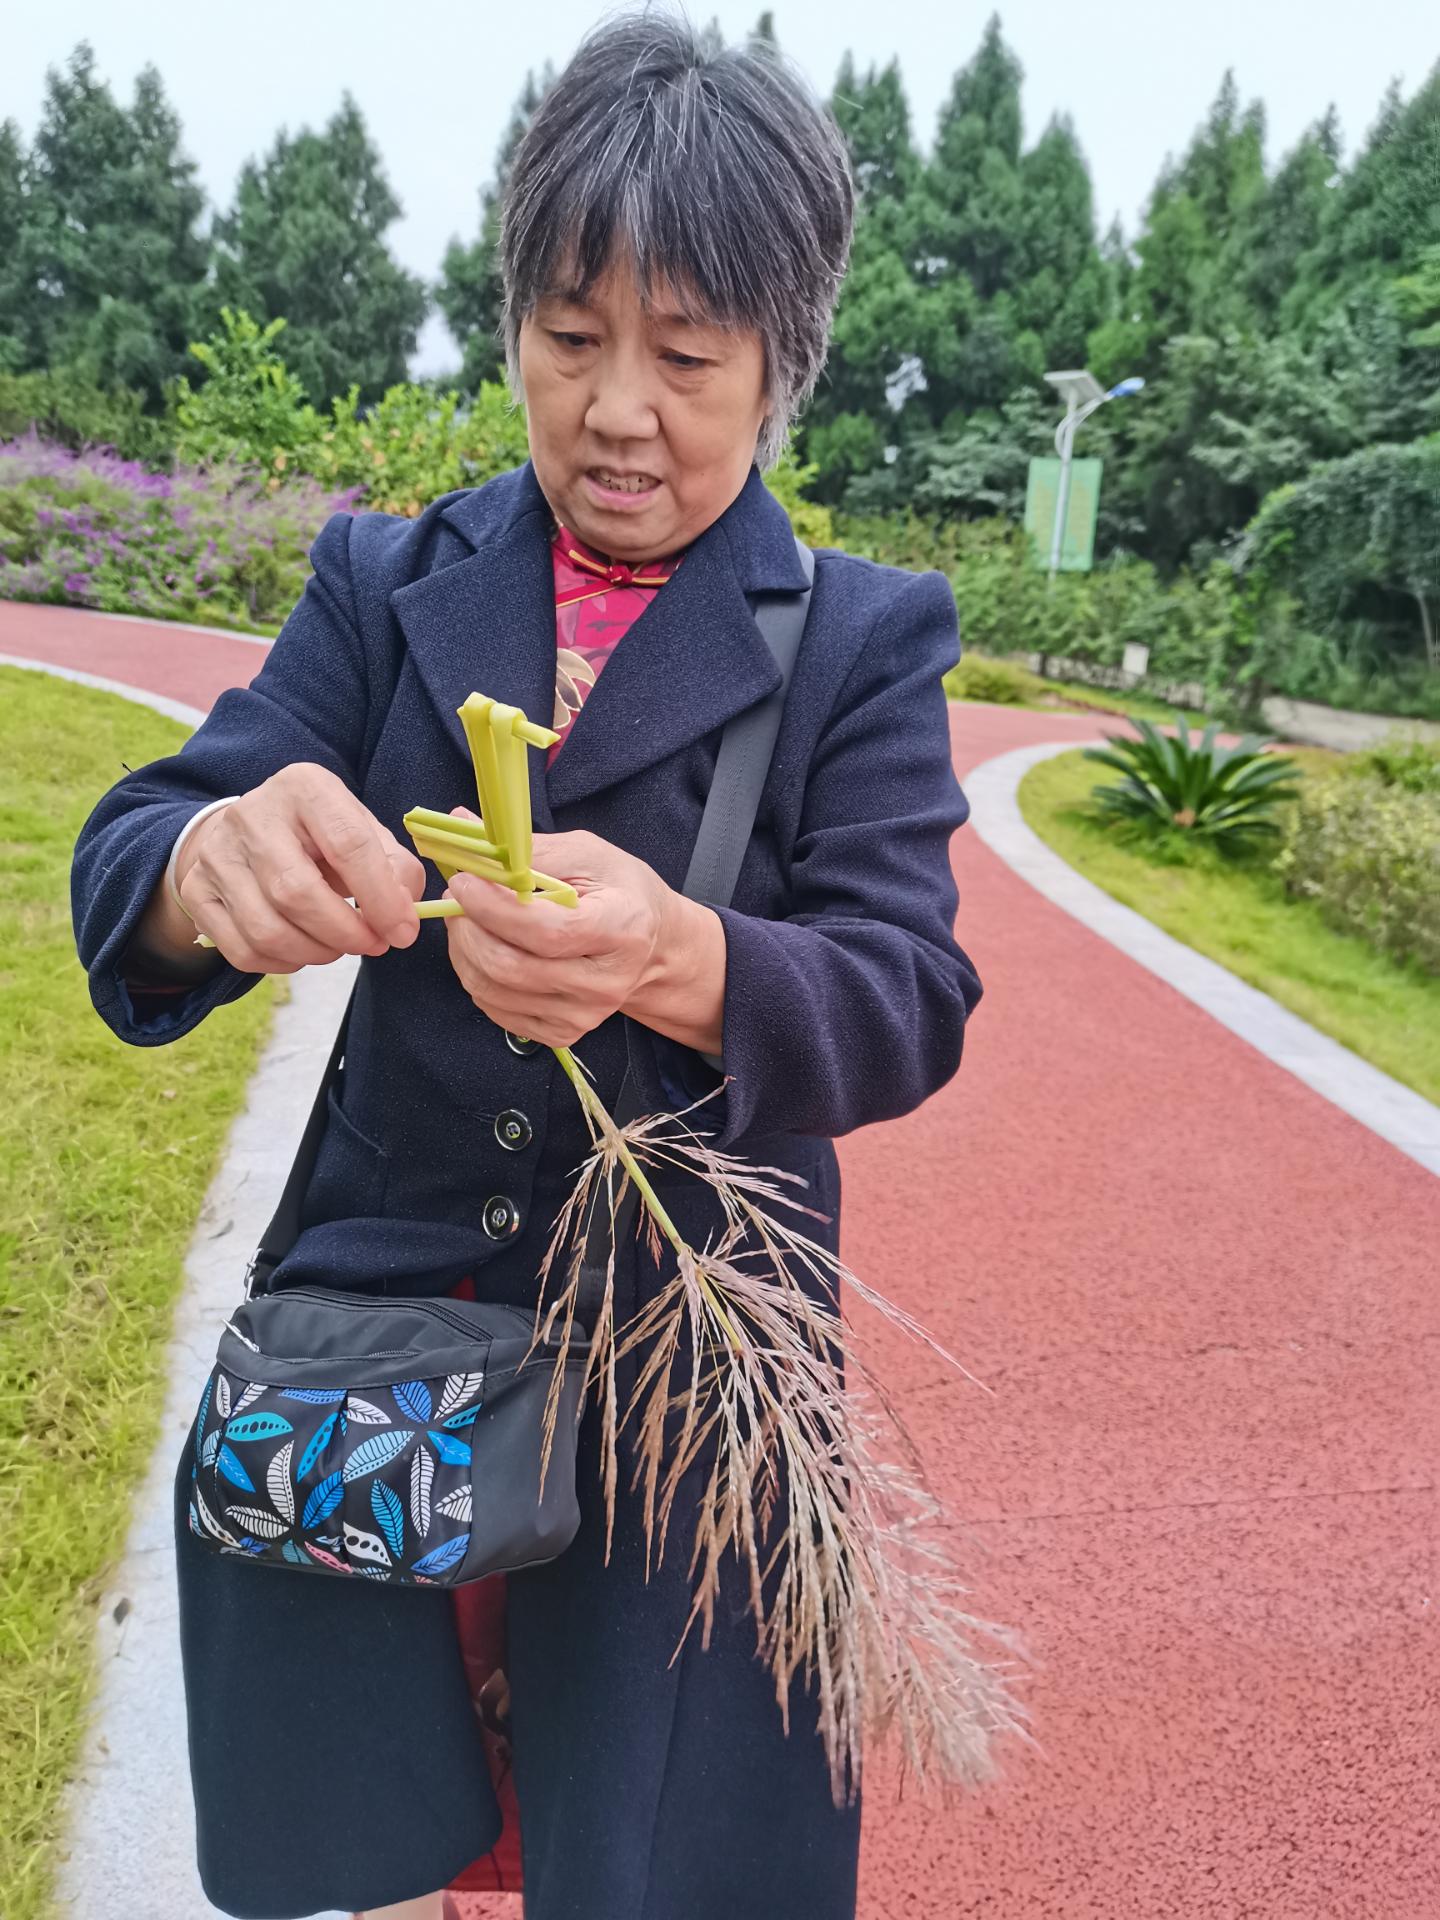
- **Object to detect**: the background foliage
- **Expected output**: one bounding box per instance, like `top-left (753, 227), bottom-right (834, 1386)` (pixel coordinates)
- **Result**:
top-left (0, 431), bottom-right (355, 631)
top-left (0, 20), bottom-right (1438, 713)
top-left (1272, 739), bottom-right (1440, 971)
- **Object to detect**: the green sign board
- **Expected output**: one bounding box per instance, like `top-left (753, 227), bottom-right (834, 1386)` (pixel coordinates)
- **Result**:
top-left (1024, 456), bottom-right (1102, 572)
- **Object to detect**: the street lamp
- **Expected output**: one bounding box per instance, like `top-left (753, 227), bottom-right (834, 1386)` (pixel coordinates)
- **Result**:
top-left (1042, 369), bottom-right (1145, 583)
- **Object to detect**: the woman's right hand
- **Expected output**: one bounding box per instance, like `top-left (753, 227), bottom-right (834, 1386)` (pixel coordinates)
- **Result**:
top-left (175, 763), bottom-right (427, 974)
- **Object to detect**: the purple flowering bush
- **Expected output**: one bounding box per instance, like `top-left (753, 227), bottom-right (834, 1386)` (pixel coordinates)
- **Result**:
top-left (0, 434), bottom-right (358, 633)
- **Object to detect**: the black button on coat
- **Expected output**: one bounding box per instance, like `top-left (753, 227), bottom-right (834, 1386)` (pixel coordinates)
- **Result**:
top-left (71, 459), bottom-right (982, 1919)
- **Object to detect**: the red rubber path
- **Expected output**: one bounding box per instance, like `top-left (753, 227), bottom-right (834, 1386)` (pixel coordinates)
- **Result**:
top-left (9, 598), bottom-right (1435, 1918)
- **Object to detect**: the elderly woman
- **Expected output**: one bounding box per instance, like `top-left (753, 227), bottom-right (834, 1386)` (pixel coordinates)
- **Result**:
top-left (71, 13), bottom-right (981, 1920)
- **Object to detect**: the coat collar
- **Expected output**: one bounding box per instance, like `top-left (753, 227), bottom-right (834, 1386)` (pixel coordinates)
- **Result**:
top-left (389, 458), bottom-right (808, 823)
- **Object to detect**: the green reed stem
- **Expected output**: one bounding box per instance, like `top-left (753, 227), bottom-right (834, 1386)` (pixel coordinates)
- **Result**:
top-left (551, 1043), bottom-right (686, 1257)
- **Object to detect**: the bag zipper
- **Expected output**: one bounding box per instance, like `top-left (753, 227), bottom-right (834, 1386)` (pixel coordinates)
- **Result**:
top-left (260, 1286), bottom-right (567, 1348)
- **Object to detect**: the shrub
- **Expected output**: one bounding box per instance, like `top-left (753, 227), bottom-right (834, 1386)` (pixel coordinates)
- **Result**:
top-left (1345, 731), bottom-right (1440, 795)
top-left (0, 366), bottom-right (167, 464)
top-left (167, 310), bottom-right (840, 538)
top-left (835, 509), bottom-right (1239, 695)
top-left (760, 446), bottom-right (837, 549)
top-left (170, 308), bottom-right (530, 514)
top-left (1082, 714), bottom-right (1302, 849)
top-left (1273, 771), bottom-right (1440, 973)
top-left (0, 433), bottom-right (356, 632)
top-left (944, 654), bottom-right (1040, 704)
top-left (832, 503), bottom-right (1440, 720)
top-left (1237, 438), bottom-right (1440, 682)
top-left (309, 379), bottom-right (531, 516)
top-left (171, 309), bottom-right (322, 470)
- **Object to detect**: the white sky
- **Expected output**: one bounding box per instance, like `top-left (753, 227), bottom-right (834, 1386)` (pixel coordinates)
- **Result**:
top-left (2, 0), bottom-right (1435, 374)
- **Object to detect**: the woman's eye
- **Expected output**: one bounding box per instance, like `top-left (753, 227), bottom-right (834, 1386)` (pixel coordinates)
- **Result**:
top-left (548, 331), bottom-right (704, 370)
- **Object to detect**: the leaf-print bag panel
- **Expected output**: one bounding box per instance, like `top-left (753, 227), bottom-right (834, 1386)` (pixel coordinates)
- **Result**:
top-left (187, 1284), bottom-right (591, 1589)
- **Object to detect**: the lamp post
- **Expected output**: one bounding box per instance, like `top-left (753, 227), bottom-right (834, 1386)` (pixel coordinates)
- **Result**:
top-left (1043, 369), bottom-right (1145, 584)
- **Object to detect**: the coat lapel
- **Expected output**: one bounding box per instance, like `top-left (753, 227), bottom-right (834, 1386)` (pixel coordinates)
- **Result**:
top-left (390, 458), bottom-right (810, 823)
top-left (389, 463), bottom-right (561, 831)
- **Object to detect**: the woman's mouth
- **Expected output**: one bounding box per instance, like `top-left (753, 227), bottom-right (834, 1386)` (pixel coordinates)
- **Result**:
top-left (585, 469), bottom-right (661, 509)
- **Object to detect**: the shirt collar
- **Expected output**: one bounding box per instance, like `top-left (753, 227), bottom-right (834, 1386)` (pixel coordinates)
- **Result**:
top-left (550, 514), bottom-right (685, 587)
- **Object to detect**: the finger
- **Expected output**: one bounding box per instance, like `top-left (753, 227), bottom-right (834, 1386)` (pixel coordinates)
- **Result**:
top-left (185, 870), bottom-right (337, 975)
top-left (194, 844), bottom-right (378, 967)
top-left (237, 827), bottom-right (392, 959)
top-left (295, 789), bottom-right (418, 943)
top-left (443, 901), bottom-right (539, 993)
top-left (312, 837), bottom-right (425, 922)
top-left (526, 837), bottom-right (599, 875)
top-left (461, 924), bottom-right (545, 994)
top-left (482, 999), bottom-right (588, 1049)
top-left (445, 961), bottom-right (577, 1046)
top-left (379, 826), bottom-right (428, 902)
top-left (447, 869), bottom-right (583, 958)
top-left (375, 825), bottom-right (426, 948)
top-left (185, 893), bottom-right (271, 973)
top-left (443, 895), bottom-right (577, 998)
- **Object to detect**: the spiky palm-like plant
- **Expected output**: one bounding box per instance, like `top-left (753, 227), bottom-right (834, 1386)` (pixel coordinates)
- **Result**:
top-left (1083, 714), bottom-right (1301, 847)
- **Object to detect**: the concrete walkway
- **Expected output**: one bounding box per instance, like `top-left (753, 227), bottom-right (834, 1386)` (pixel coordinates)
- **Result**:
top-left (6, 598), bottom-right (1438, 1920)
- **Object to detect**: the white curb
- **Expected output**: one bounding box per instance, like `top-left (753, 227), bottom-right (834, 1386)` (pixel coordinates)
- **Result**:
top-left (963, 738), bottom-right (1440, 1180)
top-left (19, 660), bottom-right (351, 1918)
top-left (0, 652), bottom-right (208, 729)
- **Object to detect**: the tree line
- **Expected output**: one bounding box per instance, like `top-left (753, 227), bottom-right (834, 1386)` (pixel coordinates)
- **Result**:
top-left (1, 19), bottom-right (1437, 689)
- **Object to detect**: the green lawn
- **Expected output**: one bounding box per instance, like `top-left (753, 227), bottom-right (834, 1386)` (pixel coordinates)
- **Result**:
top-left (1017, 746), bottom-right (1440, 1107)
top-left (0, 667), bottom-right (280, 1920)
top-left (944, 654), bottom-right (1193, 725)
top-left (1027, 677), bottom-right (1195, 724)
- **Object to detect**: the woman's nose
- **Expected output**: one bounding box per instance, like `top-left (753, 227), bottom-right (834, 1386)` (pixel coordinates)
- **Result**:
top-left (583, 368), bottom-right (660, 447)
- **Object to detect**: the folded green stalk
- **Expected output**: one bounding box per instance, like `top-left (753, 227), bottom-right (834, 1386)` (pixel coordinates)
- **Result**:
top-left (403, 808), bottom-right (578, 907)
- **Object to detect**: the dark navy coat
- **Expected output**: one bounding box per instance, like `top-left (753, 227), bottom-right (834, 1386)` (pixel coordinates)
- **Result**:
top-left (70, 458), bottom-right (981, 1919)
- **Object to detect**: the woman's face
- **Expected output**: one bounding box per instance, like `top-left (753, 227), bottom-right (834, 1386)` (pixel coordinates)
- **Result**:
top-left (518, 250), bottom-right (768, 561)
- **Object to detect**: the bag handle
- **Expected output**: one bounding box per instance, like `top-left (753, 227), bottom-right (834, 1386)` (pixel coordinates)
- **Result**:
top-left (247, 536), bottom-right (815, 1301)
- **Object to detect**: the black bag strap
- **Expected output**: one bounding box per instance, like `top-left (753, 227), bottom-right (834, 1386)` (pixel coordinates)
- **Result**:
top-left (572, 541), bottom-right (813, 1326)
top-left (247, 536), bottom-right (815, 1303)
top-left (246, 1006), bottom-right (354, 1296)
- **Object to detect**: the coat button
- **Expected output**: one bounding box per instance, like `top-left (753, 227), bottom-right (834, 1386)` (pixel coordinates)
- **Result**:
top-left (495, 1109), bottom-right (532, 1152)
top-left (504, 1030), bottom-right (540, 1056)
top-left (482, 1194), bottom-right (521, 1239)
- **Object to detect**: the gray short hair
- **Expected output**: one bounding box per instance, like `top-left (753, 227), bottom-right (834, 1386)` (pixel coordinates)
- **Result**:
top-left (498, 7), bottom-right (854, 471)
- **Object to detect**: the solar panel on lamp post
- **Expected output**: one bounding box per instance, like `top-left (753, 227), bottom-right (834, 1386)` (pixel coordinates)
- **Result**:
top-left (1042, 370), bottom-right (1145, 585)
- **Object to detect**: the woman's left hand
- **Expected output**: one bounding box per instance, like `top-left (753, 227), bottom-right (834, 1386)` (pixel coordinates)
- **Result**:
top-left (441, 808), bottom-right (672, 1049)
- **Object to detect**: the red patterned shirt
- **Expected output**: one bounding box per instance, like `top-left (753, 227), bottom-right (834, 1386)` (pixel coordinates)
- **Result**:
top-left (546, 513), bottom-right (685, 760)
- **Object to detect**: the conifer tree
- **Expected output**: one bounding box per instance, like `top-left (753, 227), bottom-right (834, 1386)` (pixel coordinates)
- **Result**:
top-left (211, 95), bottom-right (428, 406)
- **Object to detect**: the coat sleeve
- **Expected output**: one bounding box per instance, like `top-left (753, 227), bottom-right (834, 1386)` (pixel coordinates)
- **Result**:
top-left (69, 511), bottom-right (374, 1048)
top-left (627, 566), bottom-right (982, 1150)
